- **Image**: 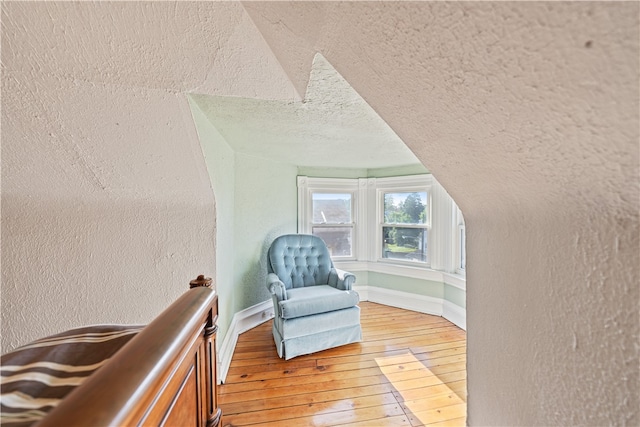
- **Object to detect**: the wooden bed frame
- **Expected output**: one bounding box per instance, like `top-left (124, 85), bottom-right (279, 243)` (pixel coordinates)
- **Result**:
top-left (35, 275), bottom-right (221, 427)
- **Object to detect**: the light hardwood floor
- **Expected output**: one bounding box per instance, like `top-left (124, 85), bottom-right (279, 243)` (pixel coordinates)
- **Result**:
top-left (219, 301), bottom-right (467, 427)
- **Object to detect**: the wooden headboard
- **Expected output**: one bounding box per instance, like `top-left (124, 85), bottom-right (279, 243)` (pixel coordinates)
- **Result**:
top-left (34, 276), bottom-right (222, 427)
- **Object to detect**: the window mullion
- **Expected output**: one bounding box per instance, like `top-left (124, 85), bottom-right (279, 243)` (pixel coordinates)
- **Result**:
top-left (298, 174), bottom-right (455, 269)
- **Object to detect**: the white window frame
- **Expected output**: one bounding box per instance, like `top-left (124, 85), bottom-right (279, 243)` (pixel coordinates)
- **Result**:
top-left (375, 175), bottom-right (432, 268)
top-left (297, 176), bottom-right (359, 260)
top-left (298, 174), bottom-right (465, 279)
top-left (454, 206), bottom-right (466, 275)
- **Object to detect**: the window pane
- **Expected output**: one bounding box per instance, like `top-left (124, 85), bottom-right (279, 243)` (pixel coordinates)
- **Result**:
top-left (382, 226), bottom-right (428, 263)
top-left (312, 193), bottom-right (352, 224)
top-left (383, 192), bottom-right (427, 224)
top-left (313, 227), bottom-right (352, 257)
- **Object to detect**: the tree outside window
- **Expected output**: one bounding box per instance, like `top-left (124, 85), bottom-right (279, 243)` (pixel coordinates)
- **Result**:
top-left (382, 192), bottom-right (428, 263)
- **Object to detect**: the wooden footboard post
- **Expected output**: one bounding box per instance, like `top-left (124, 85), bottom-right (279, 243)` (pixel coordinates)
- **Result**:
top-left (190, 275), bottom-right (222, 427)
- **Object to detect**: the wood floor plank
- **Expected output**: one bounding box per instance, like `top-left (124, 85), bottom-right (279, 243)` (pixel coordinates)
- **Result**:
top-left (422, 360), bottom-right (467, 375)
top-left (409, 340), bottom-right (467, 356)
top-left (222, 359), bottom-right (465, 399)
top-left (224, 349), bottom-right (412, 384)
top-left (242, 403), bottom-right (406, 427)
top-left (418, 354), bottom-right (466, 368)
top-left (412, 345), bottom-right (466, 361)
top-left (448, 382), bottom-right (468, 403)
top-left (221, 383), bottom-right (399, 415)
top-left (333, 415), bottom-right (413, 426)
top-left (362, 318), bottom-right (451, 332)
top-left (227, 357), bottom-right (316, 371)
top-left (424, 417), bottom-right (466, 427)
top-left (220, 372), bottom-right (391, 404)
top-left (392, 381), bottom-right (467, 403)
top-left (314, 341), bottom-right (464, 368)
top-left (407, 402), bottom-right (466, 426)
top-left (315, 348), bottom-right (412, 367)
top-left (221, 365), bottom-right (387, 394)
top-left (223, 393), bottom-right (399, 426)
top-left (219, 302), bottom-right (467, 426)
top-left (400, 392), bottom-right (464, 414)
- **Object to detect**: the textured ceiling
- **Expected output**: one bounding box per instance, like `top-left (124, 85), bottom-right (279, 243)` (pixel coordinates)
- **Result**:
top-left (0, 1), bottom-right (301, 201)
top-left (190, 54), bottom-right (424, 170)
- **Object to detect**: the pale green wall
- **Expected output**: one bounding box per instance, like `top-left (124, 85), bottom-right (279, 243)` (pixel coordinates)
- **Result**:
top-left (297, 167), bottom-right (367, 179)
top-left (189, 96), bottom-right (298, 346)
top-left (188, 97), bottom-right (236, 340)
top-left (367, 271), bottom-right (445, 300)
top-left (367, 164), bottom-right (429, 177)
top-left (445, 284), bottom-right (466, 309)
top-left (233, 153), bottom-right (298, 310)
top-left (298, 164), bottom-right (428, 179)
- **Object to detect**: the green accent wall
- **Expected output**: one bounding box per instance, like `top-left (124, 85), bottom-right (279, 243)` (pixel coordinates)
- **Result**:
top-left (366, 271), bottom-right (445, 300)
top-left (233, 153), bottom-right (298, 310)
top-left (445, 284), bottom-right (466, 308)
top-left (297, 167), bottom-right (367, 179)
top-left (189, 96), bottom-right (298, 345)
top-left (367, 164), bottom-right (429, 177)
top-left (298, 164), bottom-right (428, 179)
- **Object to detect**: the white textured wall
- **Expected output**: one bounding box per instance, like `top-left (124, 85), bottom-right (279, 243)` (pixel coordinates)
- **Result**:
top-left (0, 1), bottom-right (296, 352)
top-left (1, 75), bottom-right (216, 352)
top-left (244, 2), bottom-right (639, 425)
top-left (1, 3), bottom-right (219, 350)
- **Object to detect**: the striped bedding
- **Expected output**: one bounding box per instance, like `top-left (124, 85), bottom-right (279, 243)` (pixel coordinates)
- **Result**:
top-left (1, 325), bottom-right (143, 427)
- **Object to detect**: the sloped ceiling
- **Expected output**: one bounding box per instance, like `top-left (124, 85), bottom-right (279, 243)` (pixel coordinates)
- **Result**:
top-left (1, 2), bottom-right (298, 99)
top-left (243, 1), bottom-right (639, 214)
top-left (1, 1), bottom-right (301, 201)
top-left (190, 53), bottom-right (425, 170)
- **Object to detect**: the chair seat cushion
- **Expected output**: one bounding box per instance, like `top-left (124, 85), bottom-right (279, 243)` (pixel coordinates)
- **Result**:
top-left (279, 285), bottom-right (359, 319)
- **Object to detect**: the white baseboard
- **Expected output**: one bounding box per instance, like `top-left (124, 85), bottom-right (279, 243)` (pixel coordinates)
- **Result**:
top-left (355, 285), bottom-right (443, 316)
top-left (218, 300), bottom-right (274, 383)
top-left (355, 284), bottom-right (466, 331)
top-left (218, 286), bottom-right (466, 382)
top-left (443, 299), bottom-right (466, 330)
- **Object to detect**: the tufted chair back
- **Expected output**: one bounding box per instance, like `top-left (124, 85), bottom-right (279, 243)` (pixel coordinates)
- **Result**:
top-left (267, 234), bottom-right (333, 289)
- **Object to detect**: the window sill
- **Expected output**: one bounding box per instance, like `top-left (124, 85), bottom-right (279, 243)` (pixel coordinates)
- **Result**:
top-left (335, 260), bottom-right (466, 290)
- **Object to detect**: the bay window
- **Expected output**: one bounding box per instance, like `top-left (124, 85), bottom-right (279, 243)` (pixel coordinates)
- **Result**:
top-left (298, 174), bottom-right (463, 274)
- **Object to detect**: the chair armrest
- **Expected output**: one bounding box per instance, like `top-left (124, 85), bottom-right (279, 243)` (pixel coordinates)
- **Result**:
top-left (266, 273), bottom-right (288, 301)
top-left (329, 268), bottom-right (356, 291)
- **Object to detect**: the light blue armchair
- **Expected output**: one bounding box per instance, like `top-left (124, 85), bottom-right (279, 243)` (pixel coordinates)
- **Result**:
top-left (266, 234), bottom-right (362, 360)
